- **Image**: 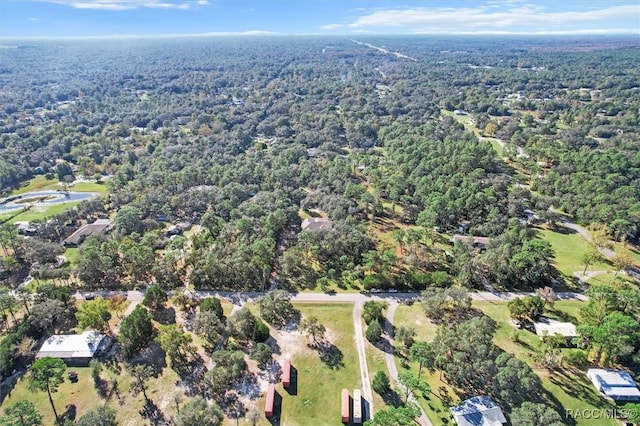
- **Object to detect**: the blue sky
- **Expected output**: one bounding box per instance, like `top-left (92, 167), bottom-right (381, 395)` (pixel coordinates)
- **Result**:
top-left (1, 0), bottom-right (639, 38)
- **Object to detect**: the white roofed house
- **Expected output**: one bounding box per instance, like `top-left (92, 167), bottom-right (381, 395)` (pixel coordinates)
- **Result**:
top-left (36, 330), bottom-right (112, 366)
top-left (587, 369), bottom-right (640, 402)
top-left (533, 318), bottom-right (577, 342)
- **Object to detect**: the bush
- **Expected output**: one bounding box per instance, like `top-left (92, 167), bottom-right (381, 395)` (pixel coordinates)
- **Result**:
top-left (366, 321), bottom-right (383, 343)
top-left (254, 320), bottom-right (270, 343)
top-left (200, 297), bottom-right (224, 320)
top-left (372, 370), bottom-right (390, 394)
top-left (564, 349), bottom-right (588, 367)
top-left (363, 273), bottom-right (388, 291)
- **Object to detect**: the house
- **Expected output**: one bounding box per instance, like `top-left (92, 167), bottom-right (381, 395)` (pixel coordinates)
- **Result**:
top-left (301, 218), bottom-right (332, 231)
top-left (533, 318), bottom-right (577, 341)
top-left (451, 235), bottom-right (491, 250)
top-left (587, 369), bottom-right (640, 401)
top-left (457, 220), bottom-right (472, 234)
top-left (15, 221), bottom-right (36, 236)
top-left (454, 109), bottom-right (468, 115)
top-left (63, 218), bottom-right (114, 246)
top-left (450, 396), bottom-right (507, 426)
top-left (36, 330), bottom-right (111, 366)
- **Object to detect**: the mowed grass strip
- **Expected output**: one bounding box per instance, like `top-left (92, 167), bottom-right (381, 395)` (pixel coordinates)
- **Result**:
top-left (273, 303), bottom-right (360, 426)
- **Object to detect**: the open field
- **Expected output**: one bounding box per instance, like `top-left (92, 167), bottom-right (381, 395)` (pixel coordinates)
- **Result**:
top-left (537, 227), bottom-right (612, 278)
top-left (0, 201), bottom-right (83, 223)
top-left (271, 303), bottom-right (360, 425)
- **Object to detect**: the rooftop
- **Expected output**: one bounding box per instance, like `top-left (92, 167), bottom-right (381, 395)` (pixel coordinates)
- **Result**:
top-left (534, 318), bottom-right (577, 338)
top-left (63, 218), bottom-right (114, 246)
top-left (301, 217), bottom-right (332, 231)
top-left (587, 369), bottom-right (640, 401)
top-left (451, 235), bottom-right (491, 246)
top-left (37, 330), bottom-right (107, 360)
top-left (450, 396), bottom-right (507, 426)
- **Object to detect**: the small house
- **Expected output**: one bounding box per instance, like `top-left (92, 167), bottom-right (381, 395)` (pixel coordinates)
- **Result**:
top-left (301, 218), bottom-right (332, 232)
top-left (36, 330), bottom-right (111, 366)
top-left (450, 396), bottom-right (507, 426)
top-left (451, 235), bottom-right (491, 250)
top-left (587, 369), bottom-right (640, 402)
top-left (533, 318), bottom-right (577, 341)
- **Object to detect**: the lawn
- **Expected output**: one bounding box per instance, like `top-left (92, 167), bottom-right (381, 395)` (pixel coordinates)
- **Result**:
top-left (1, 364), bottom-right (181, 426)
top-left (586, 272), bottom-right (638, 287)
top-left (393, 303), bottom-right (437, 343)
top-left (271, 303), bottom-right (361, 425)
top-left (474, 301), bottom-right (618, 426)
top-left (10, 176), bottom-right (60, 194)
top-left (538, 227), bottom-right (612, 279)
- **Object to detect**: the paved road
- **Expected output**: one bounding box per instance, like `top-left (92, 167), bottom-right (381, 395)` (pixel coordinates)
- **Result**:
top-left (383, 302), bottom-right (432, 426)
top-left (353, 302), bottom-right (374, 421)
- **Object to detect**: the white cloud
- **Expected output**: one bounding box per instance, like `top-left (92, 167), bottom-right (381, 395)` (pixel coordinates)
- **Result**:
top-left (32, 0), bottom-right (208, 10)
top-left (320, 23), bottom-right (345, 31)
top-left (321, 3), bottom-right (640, 34)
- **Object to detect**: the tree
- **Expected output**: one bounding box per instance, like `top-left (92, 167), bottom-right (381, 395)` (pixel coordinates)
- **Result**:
top-left (409, 341), bottom-right (435, 380)
top-left (421, 286), bottom-right (471, 324)
top-left (249, 342), bottom-right (273, 369)
top-left (27, 299), bottom-right (67, 333)
top-left (366, 320), bottom-right (383, 343)
top-left (508, 295), bottom-right (544, 323)
top-left (535, 286), bottom-right (557, 308)
top-left (361, 301), bottom-right (388, 325)
top-left (227, 307), bottom-right (258, 342)
top-left (363, 403), bottom-right (420, 426)
top-left (510, 402), bottom-right (564, 426)
top-left (142, 285), bottom-right (167, 311)
top-left (395, 326), bottom-right (416, 349)
top-left (577, 312), bottom-right (640, 364)
top-left (581, 249), bottom-right (601, 274)
top-left (258, 290), bottom-right (297, 327)
top-left (199, 297), bottom-right (224, 320)
top-left (114, 205), bottom-right (144, 236)
top-left (0, 400), bottom-right (43, 426)
top-left (612, 247), bottom-right (634, 277)
top-left (398, 371), bottom-right (430, 403)
top-left (299, 316), bottom-right (326, 346)
top-left (156, 324), bottom-right (194, 367)
top-left (75, 405), bottom-right (117, 426)
top-left (28, 357), bottom-right (66, 422)
top-left (76, 297), bottom-right (112, 332)
top-left (372, 370), bottom-right (390, 395)
top-left (193, 310), bottom-right (226, 350)
top-left (127, 363), bottom-right (154, 402)
top-left (118, 305), bottom-right (154, 359)
top-left (175, 396), bottom-right (223, 426)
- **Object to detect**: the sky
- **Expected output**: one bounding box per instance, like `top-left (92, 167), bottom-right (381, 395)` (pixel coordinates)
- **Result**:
top-left (1, 0), bottom-right (639, 39)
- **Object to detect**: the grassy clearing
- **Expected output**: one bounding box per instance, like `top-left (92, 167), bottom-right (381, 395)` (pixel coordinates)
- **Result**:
top-left (10, 176), bottom-right (61, 194)
top-left (1, 364), bottom-right (181, 426)
top-left (364, 329), bottom-right (388, 412)
top-left (537, 227), bottom-right (612, 278)
top-left (393, 303), bottom-right (437, 343)
top-left (474, 300), bottom-right (617, 426)
top-left (586, 272), bottom-right (638, 287)
top-left (70, 181), bottom-right (109, 195)
top-left (273, 303), bottom-right (360, 425)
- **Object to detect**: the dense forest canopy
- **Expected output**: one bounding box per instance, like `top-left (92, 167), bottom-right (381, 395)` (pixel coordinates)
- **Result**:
top-left (0, 35), bottom-right (639, 293)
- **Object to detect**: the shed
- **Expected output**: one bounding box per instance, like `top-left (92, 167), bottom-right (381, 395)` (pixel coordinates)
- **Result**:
top-left (265, 383), bottom-right (275, 417)
top-left (282, 356), bottom-right (291, 388)
top-left (352, 389), bottom-right (362, 424)
top-left (451, 234), bottom-right (491, 250)
top-left (450, 396), bottom-right (507, 426)
top-left (341, 389), bottom-right (350, 423)
top-left (587, 369), bottom-right (640, 401)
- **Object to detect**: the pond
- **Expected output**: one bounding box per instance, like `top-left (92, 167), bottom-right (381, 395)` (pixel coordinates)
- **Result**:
top-left (0, 190), bottom-right (99, 213)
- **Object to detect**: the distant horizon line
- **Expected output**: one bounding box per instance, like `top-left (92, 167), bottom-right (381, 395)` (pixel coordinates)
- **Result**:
top-left (2, 29), bottom-right (639, 41)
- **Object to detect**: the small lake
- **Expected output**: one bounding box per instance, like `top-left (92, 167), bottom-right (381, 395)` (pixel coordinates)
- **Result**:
top-left (0, 190), bottom-right (99, 213)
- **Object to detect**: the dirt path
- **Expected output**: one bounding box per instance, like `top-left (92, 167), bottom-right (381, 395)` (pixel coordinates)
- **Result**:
top-left (353, 302), bottom-right (374, 420)
top-left (383, 302), bottom-right (432, 426)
